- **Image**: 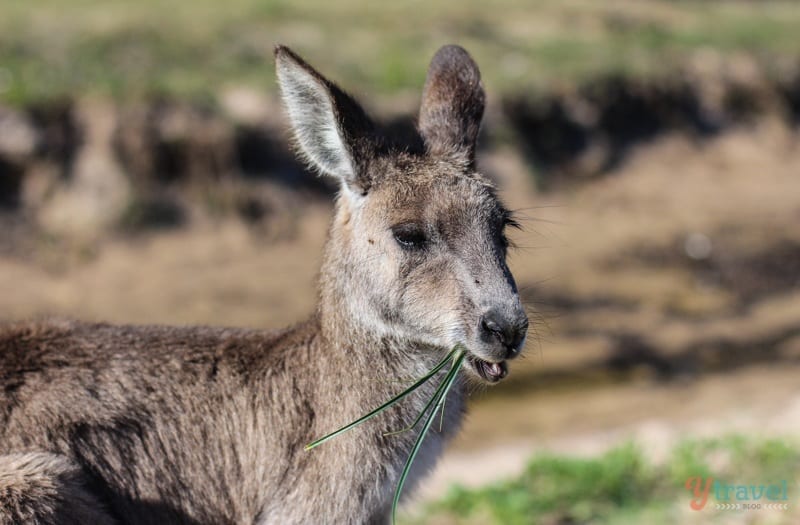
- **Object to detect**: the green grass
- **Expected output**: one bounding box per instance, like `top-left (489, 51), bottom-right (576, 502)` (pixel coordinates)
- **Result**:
top-left (2, 1), bottom-right (800, 105)
top-left (415, 436), bottom-right (800, 524)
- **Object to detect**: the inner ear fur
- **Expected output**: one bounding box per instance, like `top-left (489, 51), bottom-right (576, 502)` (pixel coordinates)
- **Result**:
top-left (275, 45), bottom-right (377, 193)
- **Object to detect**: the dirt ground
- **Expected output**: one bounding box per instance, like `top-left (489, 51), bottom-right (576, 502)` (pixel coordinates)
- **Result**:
top-left (2, 121), bottom-right (800, 514)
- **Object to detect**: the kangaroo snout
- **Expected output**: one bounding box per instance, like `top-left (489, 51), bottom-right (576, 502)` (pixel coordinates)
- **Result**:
top-left (464, 297), bottom-right (528, 384)
top-left (479, 307), bottom-right (528, 360)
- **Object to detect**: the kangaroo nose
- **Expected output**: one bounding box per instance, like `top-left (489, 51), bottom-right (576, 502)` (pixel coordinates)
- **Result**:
top-left (479, 309), bottom-right (528, 359)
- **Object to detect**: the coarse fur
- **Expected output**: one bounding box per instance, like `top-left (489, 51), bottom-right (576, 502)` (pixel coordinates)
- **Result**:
top-left (0, 45), bottom-right (528, 524)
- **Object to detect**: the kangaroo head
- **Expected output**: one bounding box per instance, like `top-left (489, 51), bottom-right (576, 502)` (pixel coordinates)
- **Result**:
top-left (275, 45), bottom-right (528, 383)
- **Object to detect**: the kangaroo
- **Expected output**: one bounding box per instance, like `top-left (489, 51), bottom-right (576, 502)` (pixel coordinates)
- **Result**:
top-left (0, 45), bottom-right (528, 524)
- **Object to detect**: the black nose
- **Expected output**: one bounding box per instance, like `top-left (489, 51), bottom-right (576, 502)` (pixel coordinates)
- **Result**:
top-left (479, 309), bottom-right (528, 359)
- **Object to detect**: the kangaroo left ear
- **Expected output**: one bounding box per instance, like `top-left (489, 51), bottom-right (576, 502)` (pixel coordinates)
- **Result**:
top-left (418, 45), bottom-right (486, 168)
top-left (275, 45), bottom-right (376, 194)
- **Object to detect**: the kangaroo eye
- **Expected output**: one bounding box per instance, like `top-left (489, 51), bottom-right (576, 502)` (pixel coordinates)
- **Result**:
top-left (392, 224), bottom-right (428, 250)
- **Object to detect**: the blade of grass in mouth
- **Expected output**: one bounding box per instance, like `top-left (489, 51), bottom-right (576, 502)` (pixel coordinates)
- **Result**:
top-left (383, 350), bottom-right (460, 437)
top-left (304, 347), bottom-right (458, 451)
top-left (303, 346), bottom-right (467, 525)
top-left (391, 351), bottom-right (466, 524)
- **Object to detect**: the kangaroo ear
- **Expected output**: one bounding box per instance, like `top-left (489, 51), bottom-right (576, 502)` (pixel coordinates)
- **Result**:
top-left (275, 46), bottom-right (375, 193)
top-left (418, 45), bottom-right (485, 168)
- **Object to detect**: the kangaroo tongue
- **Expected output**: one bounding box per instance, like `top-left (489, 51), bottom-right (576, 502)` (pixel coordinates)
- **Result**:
top-left (480, 360), bottom-right (507, 380)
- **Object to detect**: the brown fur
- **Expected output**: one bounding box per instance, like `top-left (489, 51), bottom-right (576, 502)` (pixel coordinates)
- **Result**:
top-left (0, 45), bottom-right (527, 524)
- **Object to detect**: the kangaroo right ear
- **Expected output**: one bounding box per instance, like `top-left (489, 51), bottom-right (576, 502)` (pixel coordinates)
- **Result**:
top-left (418, 45), bottom-right (485, 169)
top-left (275, 45), bottom-right (375, 194)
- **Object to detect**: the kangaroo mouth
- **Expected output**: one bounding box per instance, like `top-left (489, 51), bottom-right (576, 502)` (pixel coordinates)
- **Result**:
top-left (466, 354), bottom-right (508, 383)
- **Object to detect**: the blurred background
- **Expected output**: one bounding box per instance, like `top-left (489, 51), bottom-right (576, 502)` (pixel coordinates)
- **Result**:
top-left (1, 0), bottom-right (799, 523)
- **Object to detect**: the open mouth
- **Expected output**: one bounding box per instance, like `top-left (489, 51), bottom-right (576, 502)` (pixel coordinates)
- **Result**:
top-left (466, 354), bottom-right (508, 383)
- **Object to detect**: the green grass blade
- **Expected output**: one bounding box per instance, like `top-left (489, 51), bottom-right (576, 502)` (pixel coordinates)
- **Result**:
top-left (383, 351), bottom-right (459, 437)
top-left (438, 385), bottom-right (447, 433)
top-left (391, 351), bottom-right (466, 524)
top-left (304, 348), bottom-right (457, 450)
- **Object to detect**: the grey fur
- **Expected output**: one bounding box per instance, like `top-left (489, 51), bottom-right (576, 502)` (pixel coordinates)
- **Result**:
top-left (1, 45), bottom-right (527, 524)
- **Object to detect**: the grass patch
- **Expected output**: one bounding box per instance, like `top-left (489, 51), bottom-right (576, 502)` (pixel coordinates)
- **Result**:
top-left (2, 1), bottom-right (800, 105)
top-left (416, 435), bottom-right (800, 524)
